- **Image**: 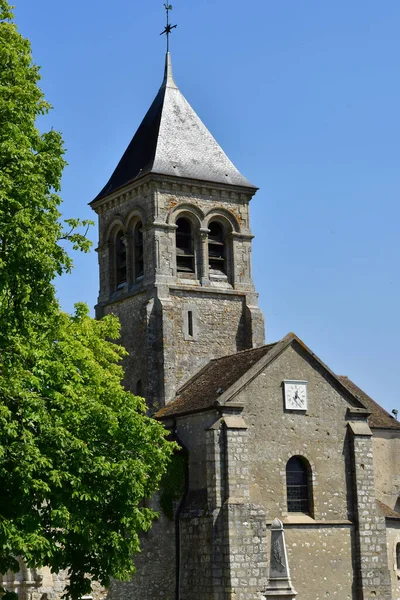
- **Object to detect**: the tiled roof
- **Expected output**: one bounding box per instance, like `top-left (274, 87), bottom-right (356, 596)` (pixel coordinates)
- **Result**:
top-left (376, 499), bottom-right (400, 519)
top-left (156, 343), bottom-right (277, 418)
top-left (337, 376), bottom-right (400, 430)
top-left (92, 53), bottom-right (255, 203)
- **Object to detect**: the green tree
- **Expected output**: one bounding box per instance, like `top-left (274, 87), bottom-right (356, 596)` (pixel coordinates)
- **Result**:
top-left (0, 2), bottom-right (174, 598)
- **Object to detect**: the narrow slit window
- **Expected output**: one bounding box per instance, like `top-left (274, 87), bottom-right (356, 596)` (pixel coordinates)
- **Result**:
top-left (136, 379), bottom-right (143, 396)
top-left (134, 222), bottom-right (144, 281)
top-left (176, 218), bottom-right (195, 273)
top-left (188, 311), bottom-right (193, 337)
top-left (286, 456), bottom-right (311, 514)
top-left (396, 542), bottom-right (400, 570)
top-left (208, 221), bottom-right (226, 274)
top-left (115, 231), bottom-right (127, 288)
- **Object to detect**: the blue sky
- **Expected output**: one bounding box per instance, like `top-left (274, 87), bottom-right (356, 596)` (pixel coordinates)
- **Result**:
top-left (14, 1), bottom-right (400, 415)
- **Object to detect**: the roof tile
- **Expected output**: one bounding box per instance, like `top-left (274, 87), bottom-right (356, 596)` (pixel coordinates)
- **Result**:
top-left (337, 376), bottom-right (400, 430)
top-left (376, 499), bottom-right (400, 519)
top-left (156, 343), bottom-right (277, 418)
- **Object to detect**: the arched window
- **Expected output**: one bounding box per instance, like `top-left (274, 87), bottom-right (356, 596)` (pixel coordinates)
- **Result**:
top-left (396, 542), bottom-right (400, 570)
top-left (115, 230), bottom-right (127, 288)
top-left (286, 456), bottom-right (312, 514)
top-left (208, 221), bottom-right (226, 274)
top-left (134, 221), bottom-right (144, 281)
top-left (176, 217), bottom-right (195, 273)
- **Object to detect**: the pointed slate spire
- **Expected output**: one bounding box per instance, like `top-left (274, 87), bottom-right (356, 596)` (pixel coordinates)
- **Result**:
top-left (163, 51), bottom-right (177, 89)
top-left (93, 53), bottom-right (255, 202)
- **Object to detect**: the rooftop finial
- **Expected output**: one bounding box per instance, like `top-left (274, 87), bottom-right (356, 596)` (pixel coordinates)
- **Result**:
top-left (160, 4), bottom-right (177, 53)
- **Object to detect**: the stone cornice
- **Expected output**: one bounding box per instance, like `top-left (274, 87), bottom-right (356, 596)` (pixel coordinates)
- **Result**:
top-left (230, 231), bottom-right (254, 241)
top-left (168, 284), bottom-right (247, 297)
top-left (90, 173), bottom-right (256, 214)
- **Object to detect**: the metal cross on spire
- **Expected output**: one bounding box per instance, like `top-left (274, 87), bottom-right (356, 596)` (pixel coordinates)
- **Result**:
top-left (160, 3), bottom-right (177, 53)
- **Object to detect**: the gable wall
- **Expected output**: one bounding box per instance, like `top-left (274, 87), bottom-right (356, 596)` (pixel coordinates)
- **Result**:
top-left (232, 343), bottom-right (357, 599)
top-left (235, 344), bottom-right (354, 519)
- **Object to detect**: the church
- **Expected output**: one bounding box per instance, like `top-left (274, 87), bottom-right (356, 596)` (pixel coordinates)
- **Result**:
top-left (86, 48), bottom-right (400, 600)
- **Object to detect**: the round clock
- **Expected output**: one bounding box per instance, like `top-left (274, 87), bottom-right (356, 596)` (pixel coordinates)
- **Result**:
top-left (283, 380), bottom-right (308, 411)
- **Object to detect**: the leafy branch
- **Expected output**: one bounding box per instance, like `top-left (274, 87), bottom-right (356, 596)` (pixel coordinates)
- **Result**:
top-left (59, 218), bottom-right (95, 253)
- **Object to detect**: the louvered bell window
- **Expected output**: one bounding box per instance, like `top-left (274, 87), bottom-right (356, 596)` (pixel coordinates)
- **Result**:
top-left (286, 456), bottom-right (311, 513)
top-left (116, 231), bottom-right (127, 288)
top-left (176, 218), bottom-right (195, 273)
top-left (208, 221), bottom-right (225, 273)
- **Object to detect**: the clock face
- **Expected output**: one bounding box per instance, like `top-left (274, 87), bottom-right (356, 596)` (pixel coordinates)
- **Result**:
top-left (284, 380), bottom-right (308, 411)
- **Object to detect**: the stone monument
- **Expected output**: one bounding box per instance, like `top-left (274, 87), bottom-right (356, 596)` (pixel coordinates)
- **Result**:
top-left (264, 518), bottom-right (297, 599)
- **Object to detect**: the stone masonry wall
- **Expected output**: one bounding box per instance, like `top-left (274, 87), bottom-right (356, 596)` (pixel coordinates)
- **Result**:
top-left (222, 427), bottom-right (268, 600)
top-left (175, 414), bottom-right (268, 600)
top-left (107, 498), bottom-right (177, 600)
top-left (179, 509), bottom-right (215, 600)
top-left (350, 429), bottom-right (392, 598)
top-left (284, 524), bottom-right (355, 599)
top-left (99, 292), bottom-right (166, 409)
top-left (2, 567), bottom-right (107, 600)
top-left (236, 344), bottom-right (354, 520)
top-left (229, 341), bottom-right (370, 598)
top-left (94, 175), bottom-right (265, 406)
top-left (165, 290), bottom-right (250, 393)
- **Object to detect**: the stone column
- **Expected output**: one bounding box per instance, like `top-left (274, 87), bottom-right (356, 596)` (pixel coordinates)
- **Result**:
top-left (264, 518), bottom-right (297, 600)
top-left (122, 232), bottom-right (132, 285)
top-left (206, 421), bottom-right (225, 511)
top-left (348, 421), bottom-right (393, 599)
top-left (199, 227), bottom-right (210, 286)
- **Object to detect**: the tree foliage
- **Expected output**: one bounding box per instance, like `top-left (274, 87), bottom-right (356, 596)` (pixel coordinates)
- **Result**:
top-left (0, 306), bottom-right (174, 599)
top-left (0, 2), bottom-right (174, 598)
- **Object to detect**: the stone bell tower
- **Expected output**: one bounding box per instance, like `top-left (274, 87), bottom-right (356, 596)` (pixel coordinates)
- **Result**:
top-left (90, 53), bottom-right (264, 409)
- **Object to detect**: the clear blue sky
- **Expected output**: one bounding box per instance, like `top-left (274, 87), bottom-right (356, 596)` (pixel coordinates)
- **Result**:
top-left (14, 1), bottom-right (400, 415)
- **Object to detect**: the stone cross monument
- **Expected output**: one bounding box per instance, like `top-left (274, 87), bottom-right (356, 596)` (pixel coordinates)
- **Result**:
top-left (264, 518), bottom-right (297, 599)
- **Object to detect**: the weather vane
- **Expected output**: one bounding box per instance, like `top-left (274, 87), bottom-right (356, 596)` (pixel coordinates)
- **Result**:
top-left (160, 4), bottom-right (177, 53)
